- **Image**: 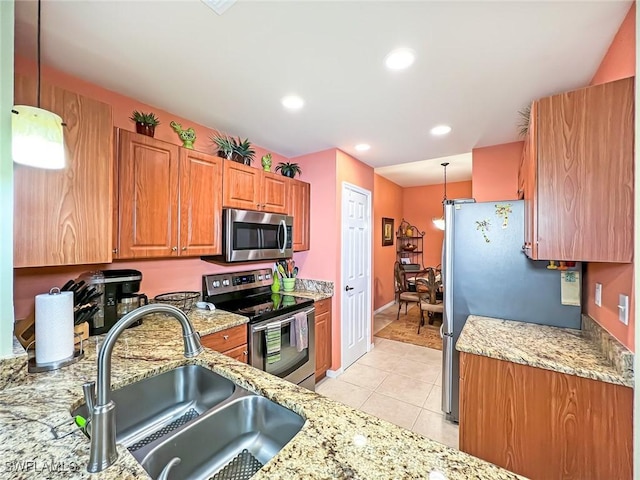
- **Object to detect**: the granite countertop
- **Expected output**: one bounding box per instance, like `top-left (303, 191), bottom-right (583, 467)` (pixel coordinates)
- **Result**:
top-left (456, 315), bottom-right (632, 388)
top-left (0, 308), bottom-right (523, 480)
top-left (287, 290), bottom-right (333, 302)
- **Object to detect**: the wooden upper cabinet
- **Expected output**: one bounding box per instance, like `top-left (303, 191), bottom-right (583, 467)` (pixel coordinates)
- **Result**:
top-left (261, 171), bottom-right (288, 214)
top-left (117, 130), bottom-right (180, 258)
top-left (14, 75), bottom-right (113, 267)
top-left (522, 101), bottom-right (538, 260)
top-left (525, 77), bottom-right (633, 262)
top-left (222, 161), bottom-right (261, 210)
top-left (222, 160), bottom-right (289, 214)
top-left (115, 130), bottom-right (223, 259)
top-left (179, 149), bottom-right (223, 256)
top-left (288, 178), bottom-right (311, 251)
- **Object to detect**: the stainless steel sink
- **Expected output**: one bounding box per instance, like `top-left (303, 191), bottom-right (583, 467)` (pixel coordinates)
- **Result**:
top-left (139, 394), bottom-right (305, 480)
top-left (73, 365), bottom-right (236, 448)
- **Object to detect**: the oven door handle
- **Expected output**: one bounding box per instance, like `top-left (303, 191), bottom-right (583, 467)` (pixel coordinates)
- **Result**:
top-left (252, 308), bottom-right (315, 333)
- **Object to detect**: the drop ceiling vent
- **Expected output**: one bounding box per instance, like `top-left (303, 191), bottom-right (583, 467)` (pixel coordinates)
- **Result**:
top-left (201, 0), bottom-right (237, 15)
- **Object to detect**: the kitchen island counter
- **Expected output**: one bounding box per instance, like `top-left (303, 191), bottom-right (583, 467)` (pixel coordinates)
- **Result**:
top-left (456, 315), bottom-right (632, 388)
top-left (0, 310), bottom-right (523, 480)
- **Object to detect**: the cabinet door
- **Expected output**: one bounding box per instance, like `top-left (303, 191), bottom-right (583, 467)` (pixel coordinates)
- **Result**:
top-left (14, 75), bottom-right (113, 267)
top-left (222, 160), bottom-right (261, 210)
top-left (261, 171), bottom-right (288, 213)
top-left (179, 149), bottom-right (223, 256)
top-left (536, 77), bottom-right (633, 262)
top-left (522, 101), bottom-right (538, 260)
top-left (288, 179), bottom-right (311, 251)
top-left (223, 344), bottom-right (249, 364)
top-left (314, 299), bottom-right (332, 381)
top-left (117, 130), bottom-right (179, 258)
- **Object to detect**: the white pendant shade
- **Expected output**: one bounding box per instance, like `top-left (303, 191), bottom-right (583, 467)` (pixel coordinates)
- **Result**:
top-left (432, 217), bottom-right (445, 230)
top-left (12, 105), bottom-right (65, 169)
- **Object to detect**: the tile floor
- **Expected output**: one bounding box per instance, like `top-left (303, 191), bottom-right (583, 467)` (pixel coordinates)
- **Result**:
top-left (316, 336), bottom-right (459, 449)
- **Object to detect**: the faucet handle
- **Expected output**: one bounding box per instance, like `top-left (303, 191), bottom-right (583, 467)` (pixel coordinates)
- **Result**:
top-left (83, 381), bottom-right (96, 412)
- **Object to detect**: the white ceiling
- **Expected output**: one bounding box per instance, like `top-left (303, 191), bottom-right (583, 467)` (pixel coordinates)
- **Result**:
top-left (376, 152), bottom-right (472, 187)
top-left (14, 0), bottom-right (631, 187)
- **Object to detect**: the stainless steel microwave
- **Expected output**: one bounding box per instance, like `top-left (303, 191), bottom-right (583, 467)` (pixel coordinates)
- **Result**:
top-left (222, 209), bottom-right (293, 262)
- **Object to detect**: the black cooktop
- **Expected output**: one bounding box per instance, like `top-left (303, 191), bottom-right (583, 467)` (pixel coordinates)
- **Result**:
top-left (214, 293), bottom-right (314, 323)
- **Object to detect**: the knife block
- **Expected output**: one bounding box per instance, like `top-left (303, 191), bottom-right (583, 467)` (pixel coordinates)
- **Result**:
top-left (74, 322), bottom-right (89, 345)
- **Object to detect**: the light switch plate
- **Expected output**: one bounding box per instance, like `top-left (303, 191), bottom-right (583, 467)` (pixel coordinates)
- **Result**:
top-left (619, 294), bottom-right (629, 325)
top-left (595, 283), bottom-right (602, 307)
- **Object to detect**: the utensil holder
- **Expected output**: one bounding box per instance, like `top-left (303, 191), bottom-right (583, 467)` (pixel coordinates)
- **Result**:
top-left (282, 278), bottom-right (296, 292)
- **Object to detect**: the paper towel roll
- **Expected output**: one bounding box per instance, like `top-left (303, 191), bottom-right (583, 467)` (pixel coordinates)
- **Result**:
top-left (35, 288), bottom-right (74, 364)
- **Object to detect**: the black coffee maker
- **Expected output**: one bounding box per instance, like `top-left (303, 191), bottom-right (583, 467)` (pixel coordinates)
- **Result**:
top-left (84, 269), bottom-right (148, 335)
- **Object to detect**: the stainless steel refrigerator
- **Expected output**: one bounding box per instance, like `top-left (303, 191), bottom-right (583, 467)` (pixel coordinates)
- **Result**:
top-left (441, 199), bottom-right (582, 423)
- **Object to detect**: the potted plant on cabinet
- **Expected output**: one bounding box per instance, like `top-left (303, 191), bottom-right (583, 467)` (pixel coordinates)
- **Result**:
top-left (275, 162), bottom-right (302, 178)
top-left (211, 133), bottom-right (255, 165)
top-left (130, 111), bottom-right (160, 137)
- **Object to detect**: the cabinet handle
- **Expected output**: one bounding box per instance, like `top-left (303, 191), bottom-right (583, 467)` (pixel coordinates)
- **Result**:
top-left (243, 351), bottom-right (248, 356)
top-left (112, 248), bottom-right (118, 254)
top-left (181, 247), bottom-right (187, 251)
top-left (171, 246), bottom-right (177, 251)
top-left (223, 335), bottom-right (229, 340)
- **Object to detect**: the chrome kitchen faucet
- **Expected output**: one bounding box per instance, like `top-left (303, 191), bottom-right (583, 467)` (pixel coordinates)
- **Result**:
top-left (82, 303), bottom-right (203, 473)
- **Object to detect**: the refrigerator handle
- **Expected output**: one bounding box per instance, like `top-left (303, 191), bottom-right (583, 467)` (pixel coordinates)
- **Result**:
top-left (442, 334), bottom-right (453, 414)
top-left (443, 203), bottom-right (454, 335)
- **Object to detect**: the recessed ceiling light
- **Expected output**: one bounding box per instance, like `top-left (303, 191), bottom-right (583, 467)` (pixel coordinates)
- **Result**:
top-left (430, 125), bottom-right (452, 136)
top-left (384, 48), bottom-right (415, 70)
top-left (355, 143), bottom-right (371, 152)
top-left (281, 95), bottom-right (304, 110)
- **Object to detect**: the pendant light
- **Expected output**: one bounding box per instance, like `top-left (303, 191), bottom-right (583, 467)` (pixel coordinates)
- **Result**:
top-left (12, 0), bottom-right (65, 170)
top-left (432, 162), bottom-right (449, 230)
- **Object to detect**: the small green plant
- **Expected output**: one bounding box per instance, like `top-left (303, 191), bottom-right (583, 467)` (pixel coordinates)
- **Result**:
top-left (517, 104), bottom-right (531, 138)
top-left (211, 133), bottom-right (255, 165)
top-left (130, 110), bottom-right (160, 126)
top-left (275, 162), bottom-right (302, 178)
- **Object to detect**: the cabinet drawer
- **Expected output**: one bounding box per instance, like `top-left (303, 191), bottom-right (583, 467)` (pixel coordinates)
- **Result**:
top-left (315, 298), bottom-right (331, 315)
top-left (223, 344), bottom-right (249, 364)
top-left (201, 324), bottom-right (247, 352)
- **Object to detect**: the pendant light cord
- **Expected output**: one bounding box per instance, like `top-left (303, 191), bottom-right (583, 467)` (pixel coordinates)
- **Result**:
top-left (37, 0), bottom-right (41, 108)
top-left (441, 162), bottom-right (449, 203)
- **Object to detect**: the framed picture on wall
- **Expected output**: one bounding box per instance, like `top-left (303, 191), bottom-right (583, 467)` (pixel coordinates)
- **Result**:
top-left (382, 218), bottom-right (394, 246)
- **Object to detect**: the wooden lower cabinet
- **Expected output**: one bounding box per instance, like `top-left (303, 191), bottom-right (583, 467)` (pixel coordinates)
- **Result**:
top-left (314, 298), bottom-right (332, 381)
top-left (459, 352), bottom-right (633, 480)
top-left (201, 324), bottom-right (248, 363)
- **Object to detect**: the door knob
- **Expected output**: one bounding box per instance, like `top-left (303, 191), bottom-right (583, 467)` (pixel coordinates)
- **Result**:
top-left (345, 286), bottom-right (354, 291)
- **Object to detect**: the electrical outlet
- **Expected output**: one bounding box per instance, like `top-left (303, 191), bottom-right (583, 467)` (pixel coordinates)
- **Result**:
top-left (618, 294), bottom-right (629, 325)
top-left (595, 283), bottom-right (602, 307)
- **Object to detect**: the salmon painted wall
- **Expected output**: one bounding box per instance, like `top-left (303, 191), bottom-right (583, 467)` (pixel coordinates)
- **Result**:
top-left (584, 2), bottom-right (636, 351)
top-left (11, 57), bottom-right (312, 320)
top-left (373, 175), bottom-right (403, 311)
top-left (336, 150), bottom-right (375, 369)
top-left (472, 141), bottom-right (523, 202)
top-left (402, 181), bottom-right (473, 268)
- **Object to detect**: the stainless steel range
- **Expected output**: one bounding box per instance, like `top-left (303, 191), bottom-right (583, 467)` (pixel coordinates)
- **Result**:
top-left (202, 269), bottom-right (316, 391)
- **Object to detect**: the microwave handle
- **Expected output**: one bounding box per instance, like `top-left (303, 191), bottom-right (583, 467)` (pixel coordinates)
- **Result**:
top-left (278, 219), bottom-right (287, 253)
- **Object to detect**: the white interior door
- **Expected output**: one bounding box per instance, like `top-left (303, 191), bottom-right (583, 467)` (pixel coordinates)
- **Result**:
top-left (341, 183), bottom-right (371, 370)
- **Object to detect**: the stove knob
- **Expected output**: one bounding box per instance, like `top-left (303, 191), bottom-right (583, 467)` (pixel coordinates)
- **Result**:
top-left (222, 279), bottom-right (230, 287)
top-left (258, 275), bottom-right (263, 281)
top-left (265, 273), bottom-right (271, 279)
top-left (213, 280), bottom-right (220, 288)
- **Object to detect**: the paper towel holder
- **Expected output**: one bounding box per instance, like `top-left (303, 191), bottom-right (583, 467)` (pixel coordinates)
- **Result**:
top-left (27, 333), bottom-right (85, 373)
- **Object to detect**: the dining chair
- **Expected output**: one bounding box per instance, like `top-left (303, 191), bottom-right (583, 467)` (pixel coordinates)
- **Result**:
top-left (394, 261), bottom-right (420, 320)
top-left (415, 268), bottom-right (443, 333)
